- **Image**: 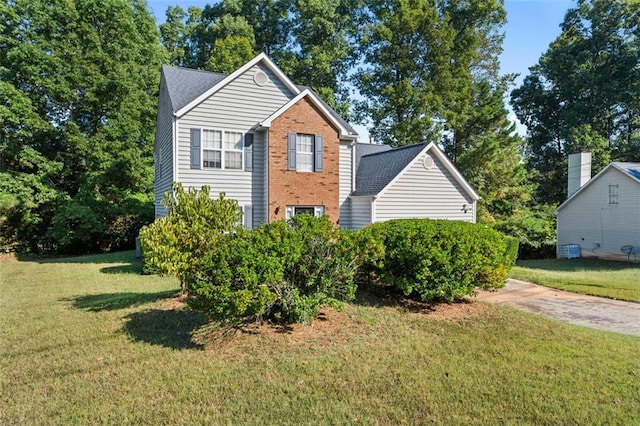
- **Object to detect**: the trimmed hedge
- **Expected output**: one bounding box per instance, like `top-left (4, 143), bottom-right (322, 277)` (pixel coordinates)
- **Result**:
top-left (360, 219), bottom-right (515, 301)
top-left (188, 215), bottom-right (369, 324)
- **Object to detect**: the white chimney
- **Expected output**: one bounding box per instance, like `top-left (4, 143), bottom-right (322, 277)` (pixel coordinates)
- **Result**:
top-left (567, 152), bottom-right (591, 198)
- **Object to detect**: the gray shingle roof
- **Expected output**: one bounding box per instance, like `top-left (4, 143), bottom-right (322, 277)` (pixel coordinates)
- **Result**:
top-left (355, 142), bottom-right (392, 170)
top-left (614, 162), bottom-right (640, 181)
top-left (162, 64), bottom-right (226, 113)
top-left (161, 65), bottom-right (357, 137)
top-left (354, 143), bottom-right (427, 196)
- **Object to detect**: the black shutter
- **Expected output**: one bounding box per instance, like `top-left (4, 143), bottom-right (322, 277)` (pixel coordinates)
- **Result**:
top-left (314, 134), bottom-right (324, 172)
top-left (288, 132), bottom-right (297, 170)
top-left (244, 133), bottom-right (253, 172)
top-left (190, 128), bottom-right (201, 169)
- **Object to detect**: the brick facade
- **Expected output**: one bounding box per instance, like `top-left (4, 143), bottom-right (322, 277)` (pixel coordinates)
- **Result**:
top-left (268, 97), bottom-right (340, 223)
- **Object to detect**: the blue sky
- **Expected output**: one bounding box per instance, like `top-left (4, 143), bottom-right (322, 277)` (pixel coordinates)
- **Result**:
top-left (147, 0), bottom-right (576, 138)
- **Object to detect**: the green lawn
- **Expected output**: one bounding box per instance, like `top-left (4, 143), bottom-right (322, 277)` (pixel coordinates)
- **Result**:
top-left (1, 252), bottom-right (639, 424)
top-left (510, 258), bottom-right (640, 302)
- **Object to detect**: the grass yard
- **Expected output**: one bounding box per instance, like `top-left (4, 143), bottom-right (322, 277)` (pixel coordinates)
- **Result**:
top-left (510, 258), bottom-right (640, 302)
top-left (1, 251), bottom-right (639, 424)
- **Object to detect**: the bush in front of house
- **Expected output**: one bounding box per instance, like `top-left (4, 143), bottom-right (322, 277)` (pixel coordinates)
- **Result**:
top-left (138, 183), bottom-right (241, 291)
top-left (359, 219), bottom-right (515, 301)
top-left (187, 215), bottom-right (369, 324)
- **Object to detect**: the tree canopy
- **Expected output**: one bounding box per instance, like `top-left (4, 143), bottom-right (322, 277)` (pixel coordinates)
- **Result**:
top-left (0, 0), bottom-right (164, 253)
top-left (511, 0), bottom-right (640, 205)
top-left (5, 0), bottom-right (612, 256)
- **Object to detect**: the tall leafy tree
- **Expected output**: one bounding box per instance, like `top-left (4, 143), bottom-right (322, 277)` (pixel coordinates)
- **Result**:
top-left (159, 1), bottom-right (361, 115)
top-left (511, 0), bottom-right (640, 205)
top-left (0, 0), bottom-right (164, 253)
top-left (354, 0), bottom-right (550, 252)
top-left (355, 0), bottom-right (507, 147)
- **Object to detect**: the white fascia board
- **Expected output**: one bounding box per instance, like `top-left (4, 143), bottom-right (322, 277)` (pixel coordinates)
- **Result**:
top-left (174, 53), bottom-right (301, 118)
top-left (375, 143), bottom-right (481, 201)
top-left (259, 89), bottom-right (356, 139)
top-left (428, 144), bottom-right (481, 201)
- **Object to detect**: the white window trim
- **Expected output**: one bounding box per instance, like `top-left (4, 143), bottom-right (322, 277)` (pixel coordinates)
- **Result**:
top-left (200, 128), bottom-right (244, 170)
top-left (236, 205), bottom-right (253, 229)
top-left (285, 205), bottom-right (325, 219)
top-left (296, 133), bottom-right (314, 172)
top-left (608, 184), bottom-right (619, 205)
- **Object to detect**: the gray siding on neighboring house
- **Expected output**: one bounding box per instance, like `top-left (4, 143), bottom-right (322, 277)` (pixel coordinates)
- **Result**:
top-left (374, 151), bottom-right (476, 223)
top-left (338, 141), bottom-right (353, 228)
top-left (176, 63), bottom-right (294, 226)
top-left (350, 196), bottom-right (372, 229)
top-left (557, 167), bottom-right (640, 258)
top-left (154, 76), bottom-right (175, 217)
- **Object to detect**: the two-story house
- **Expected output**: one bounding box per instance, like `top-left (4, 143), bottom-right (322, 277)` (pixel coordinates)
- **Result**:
top-left (154, 53), bottom-right (479, 229)
top-left (555, 153), bottom-right (640, 260)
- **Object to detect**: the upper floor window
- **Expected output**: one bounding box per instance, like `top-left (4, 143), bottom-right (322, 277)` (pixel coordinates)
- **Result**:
top-left (287, 132), bottom-right (323, 172)
top-left (190, 128), bottom-right (252, 171)
top-left (296, 134), bottom-right (314, 172)
top-left (608, 184), bottom-right (619, 205)
top-left (224, 131), bottom-right (243, 170)
top-left (202, 130), bottom-right (222, 168)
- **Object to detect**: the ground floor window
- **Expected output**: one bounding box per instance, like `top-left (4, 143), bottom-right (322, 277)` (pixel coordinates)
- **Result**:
top-left (286, 205), bottom-right (324, 219)
top-left (236, 205), bottom-right (253, 229)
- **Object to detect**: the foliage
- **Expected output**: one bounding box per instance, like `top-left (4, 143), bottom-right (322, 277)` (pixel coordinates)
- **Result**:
top-left (511, 0), bottom-right (640, 205)
top-left (0, 0), bottom-right (164, 253)
top-left (355, 0), bottom-right (507, 146)
top-left (360, 219), bottom-right (514, 301)
top-left (503, 236), bottom-right (520, 267)
top-left (494, 205), bottom-right (556, 259)
top-left (158, 0), bottom-right (361, 116)
top-left (139, 183), bottom-right (241, 291)
top-left (188, 215), bottom-right (365, 324)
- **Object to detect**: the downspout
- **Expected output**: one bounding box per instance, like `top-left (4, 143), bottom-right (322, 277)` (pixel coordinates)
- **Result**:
top-left (265, 130), bottom-right (270, 223)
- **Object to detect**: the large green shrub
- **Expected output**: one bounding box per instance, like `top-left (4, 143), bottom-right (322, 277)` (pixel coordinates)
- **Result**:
top-left (188, 215), bottom-right (365, 324)
top-left (139, 183), bottom-right (241, 290)
top-left (360, 219), bottom-right (514, 301)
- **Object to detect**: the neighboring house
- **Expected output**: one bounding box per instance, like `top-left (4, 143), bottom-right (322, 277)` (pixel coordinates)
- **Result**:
top-left (555, 152), bottom-right (640, 260)
top-left (154, 53), bottom-right (479, 229)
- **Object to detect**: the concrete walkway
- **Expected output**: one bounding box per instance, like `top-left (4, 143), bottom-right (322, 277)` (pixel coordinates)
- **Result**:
top-left (476, 279), bottom-right (640, 337)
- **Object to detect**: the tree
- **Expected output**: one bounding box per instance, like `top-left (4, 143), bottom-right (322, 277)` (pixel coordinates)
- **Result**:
top-left (159, 0), bottom-right (362, 116)
top-left (355, 0), bottom-right (507, 147)
top-left (0, 0), bottom-right (164, 253)
top-left (511, 0), bottom-right (640, 205)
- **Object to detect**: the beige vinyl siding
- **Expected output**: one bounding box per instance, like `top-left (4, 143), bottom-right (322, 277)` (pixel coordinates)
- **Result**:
top-left (339, 141), bottom-right (353, 228)
top-left (350, 196), bottom-right (372, 229)
top-left (557, 168), bottom-right (640, 259)
top-left (374, 151), bottom-right (476, 223)
top-left (176, 63), bottom-right (294, 226)
top-left (154, 77), bottom-right (174, 217)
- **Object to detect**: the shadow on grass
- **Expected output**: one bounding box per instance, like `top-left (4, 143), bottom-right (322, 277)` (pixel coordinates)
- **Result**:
top-left (66, 290), bottom-right (178, 312)
top-left (99, 262), bottom-right (143, 274)
top-left (19, 250), bottom-right (141, 265)
top-left (353, 287), bottom-right (473, 314)
top-left (124, 308), bottom-right (206, 350)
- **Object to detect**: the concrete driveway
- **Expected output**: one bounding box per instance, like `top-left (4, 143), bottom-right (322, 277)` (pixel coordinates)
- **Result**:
top-left (476, 279), bottom-right (640, 337)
